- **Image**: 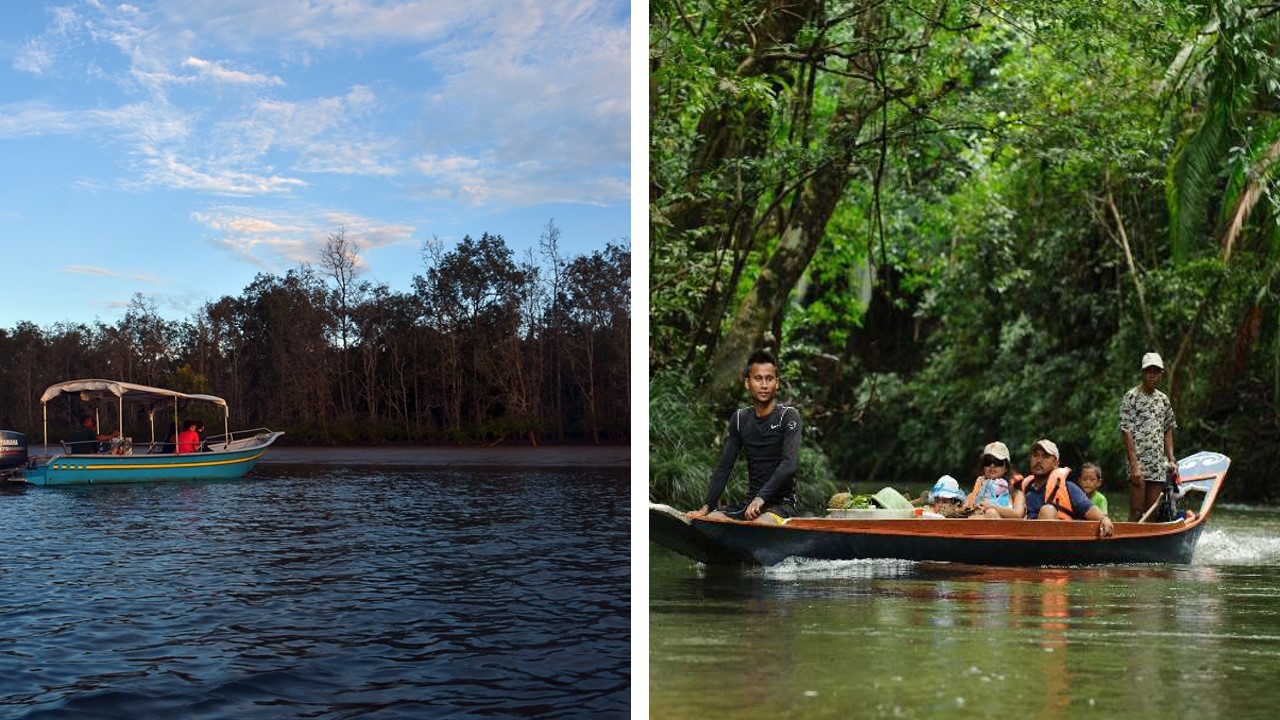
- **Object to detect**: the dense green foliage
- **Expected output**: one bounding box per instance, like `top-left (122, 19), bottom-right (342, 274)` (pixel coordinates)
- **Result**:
top-left (650, 0), bottom-right (1280, 508)
top-left (0, 227), bottom-right (630, 446)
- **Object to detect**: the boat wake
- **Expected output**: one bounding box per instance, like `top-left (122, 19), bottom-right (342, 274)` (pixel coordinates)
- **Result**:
top-left (1195, 527), bottom-right (1280, 566)
top-left (759, 557), bottom-right (920, 580)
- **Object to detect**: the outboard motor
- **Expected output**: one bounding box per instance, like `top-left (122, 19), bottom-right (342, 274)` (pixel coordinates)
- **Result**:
top-left (1, 430), bottom-right (28, 472)
top-left (1155, 463), bottom-right (1181, 523)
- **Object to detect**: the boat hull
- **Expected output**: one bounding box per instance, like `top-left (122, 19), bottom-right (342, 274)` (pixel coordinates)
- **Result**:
top-left (16, 432), bottom-right (283, 485)
top-left (652, 450), bottom-right (1229, 568)
top-left (681, 515), bottom-right (1205, 566)
top-left (649, 504), bottom-right (746, 565)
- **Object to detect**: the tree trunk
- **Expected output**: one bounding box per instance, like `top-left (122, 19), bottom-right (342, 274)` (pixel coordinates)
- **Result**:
top-left (704, 82), bottom-right (882, 396)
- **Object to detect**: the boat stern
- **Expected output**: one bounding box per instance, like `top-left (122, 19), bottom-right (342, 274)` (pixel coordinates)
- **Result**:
top-left (0, 430), bottom-right (31, 483)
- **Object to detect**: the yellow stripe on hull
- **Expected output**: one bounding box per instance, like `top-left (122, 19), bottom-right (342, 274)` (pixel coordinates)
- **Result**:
top-left (48, 451), bottom-right (265, 472)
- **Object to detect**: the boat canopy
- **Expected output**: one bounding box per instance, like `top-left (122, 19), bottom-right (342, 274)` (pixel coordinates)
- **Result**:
top-left (37, 378), bottom-right (231, 452)
top-left (40, 379), bottom-right (228, 411)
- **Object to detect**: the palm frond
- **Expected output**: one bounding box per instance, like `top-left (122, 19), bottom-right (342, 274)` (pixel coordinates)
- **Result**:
top-left (1220, 135), bottom-right (1280, 260)
top-left (1168, 103), bottom-right (1229, 262)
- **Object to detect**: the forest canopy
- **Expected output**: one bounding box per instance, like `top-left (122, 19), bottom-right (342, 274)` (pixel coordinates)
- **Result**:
top-left (1, 224), bottom-right (630, 446)
top-left (649, 0), bottom-right (1280, 507)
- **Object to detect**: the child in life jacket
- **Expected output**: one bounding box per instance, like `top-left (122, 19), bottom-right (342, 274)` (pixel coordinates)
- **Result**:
top-left (967, 441), bottom-right (1025, 518)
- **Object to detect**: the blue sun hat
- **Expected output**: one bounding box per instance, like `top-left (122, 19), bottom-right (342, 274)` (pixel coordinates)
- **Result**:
top-left (927, 475), bottom-right (964, 502)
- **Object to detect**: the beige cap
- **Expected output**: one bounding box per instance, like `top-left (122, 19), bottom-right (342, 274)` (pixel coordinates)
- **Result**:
top-left (982, 441), bottom-right (1010, 462)
top-left (1141, 352), bottom-right (1164, 371)
top-left (1033, 439), bottom-right (1059, 459)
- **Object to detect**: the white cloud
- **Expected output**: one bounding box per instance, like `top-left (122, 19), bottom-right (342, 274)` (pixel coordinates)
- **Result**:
top-left (245, 89), bottom-right (401, 177)
top-left (98, 289), bottom-right (206, 319)
top-left (144, 152), bottom-right (307, 195)
top-left (406, 2), bottom-right (631, 206)
top-left (414, 154), bottom-right (481, 176)
top-left (293, 139), bottom-right (401, 176)
top-left (8, 0), bottom-right (628, 207)
top-left (0, 101), bottom-right (189, 151)
top-left (0, 102), bottom-right (89, 137)
top-left (182, 57), bottom-right (283, 87)
top-left (320, 212), bottom-right (416, 256)
top-left (14, 40), bottom-right (54, 75)
top-left (60, 265), bottom-right (165, 285)
top-left (12, 4), bottom-right (84, 75)
top-left (194, 206), bottom-right (415, 271)
top-left (136, 0), bottom-right (474, 50)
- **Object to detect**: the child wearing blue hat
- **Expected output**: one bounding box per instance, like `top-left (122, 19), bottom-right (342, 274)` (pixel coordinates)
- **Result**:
top-left (923, 475), bottom-right (968, 518)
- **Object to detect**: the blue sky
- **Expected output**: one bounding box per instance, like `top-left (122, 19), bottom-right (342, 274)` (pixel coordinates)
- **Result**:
top-left (0, 0), bottom-right (631, 328)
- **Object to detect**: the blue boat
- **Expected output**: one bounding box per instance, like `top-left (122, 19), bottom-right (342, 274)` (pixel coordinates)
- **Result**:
top-left (5, 379), bottom-right (283, 486)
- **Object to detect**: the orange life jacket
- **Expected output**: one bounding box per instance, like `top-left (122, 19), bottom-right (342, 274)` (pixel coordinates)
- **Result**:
top-left (1022, 467), bottom-right (1074, 519)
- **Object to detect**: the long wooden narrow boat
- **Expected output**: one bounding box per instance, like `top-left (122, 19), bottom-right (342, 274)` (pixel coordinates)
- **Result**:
top-left (3, 379), bottom-right (283, 486)
top-left (651, 450), bottom-right (1229, 567)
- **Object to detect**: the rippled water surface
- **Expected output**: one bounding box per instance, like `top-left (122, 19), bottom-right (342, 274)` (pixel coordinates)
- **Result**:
top-left (1, 462), bottom-right (630, 719)
top-left (650, 504), bottom-right (1280, 719)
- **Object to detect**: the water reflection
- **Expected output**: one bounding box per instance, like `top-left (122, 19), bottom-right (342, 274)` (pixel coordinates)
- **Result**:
top-left (2, 466), bottom-right (630, 719)
top-left (651, 508), bottom-right (1280, 719)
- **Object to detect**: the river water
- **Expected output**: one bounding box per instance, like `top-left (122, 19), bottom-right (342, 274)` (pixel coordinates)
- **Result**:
top-left (649, 504), bottom-right (1280, 719)
top-left (0, 455), bottom-right (630, 719)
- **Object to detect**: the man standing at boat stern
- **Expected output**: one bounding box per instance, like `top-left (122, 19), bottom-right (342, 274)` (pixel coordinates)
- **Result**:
top-left (1119, 352), bottom-right (1178, 521)
top-left (687, 350), bottom-right (801, 524)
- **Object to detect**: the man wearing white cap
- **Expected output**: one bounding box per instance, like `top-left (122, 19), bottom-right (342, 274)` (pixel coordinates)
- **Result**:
top-left (1119, 352), bottom-right (1177, 520)
top-left (1023, 439), bottom-right (1114, 536)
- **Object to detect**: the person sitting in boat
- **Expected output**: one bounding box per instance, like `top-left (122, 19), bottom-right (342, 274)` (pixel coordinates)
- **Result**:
top-left (922, 475), bottom-right (969, 518)
top-left (65, 414), bottom-right (118, 454)
top-left (1078, 462), bottom-right (1108, 515)
top-left (176, 420), bottom-right (201, 454)
top-left (966, 441), bottom-right (1026, 519)
top-left (195, 420), bottom-right (212, 451)
top-left (159, 420), bottom-right (179, 453)
top-left (686, 349), bottom-right (801, 525)
top-left (1022, 439), bottom-right (1114, 537)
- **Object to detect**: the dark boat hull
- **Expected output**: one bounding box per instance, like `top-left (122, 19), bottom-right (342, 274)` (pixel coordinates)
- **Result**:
top-left (649, 504), bottom-right (746, 565)
top-left (685, 516), bottom-right (1205, 566)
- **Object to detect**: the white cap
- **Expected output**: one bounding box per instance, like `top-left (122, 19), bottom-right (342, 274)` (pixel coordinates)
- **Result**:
top-left (982, 441), bottom-right (1010, 462)
top-left (927, 475), bottom-right (964, 502)
top-left (1141, 352), bottom-right (1164, 371)
top-left (1033, 439), bottom-right (1060, 460)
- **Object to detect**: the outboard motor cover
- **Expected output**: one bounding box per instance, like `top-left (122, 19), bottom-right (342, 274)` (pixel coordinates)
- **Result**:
top-left (0, 430), bottom-right (28, 471)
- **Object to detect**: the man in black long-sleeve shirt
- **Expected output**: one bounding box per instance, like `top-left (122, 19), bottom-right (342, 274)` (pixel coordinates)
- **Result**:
top-left (686, 350), bottom-right (801, 524)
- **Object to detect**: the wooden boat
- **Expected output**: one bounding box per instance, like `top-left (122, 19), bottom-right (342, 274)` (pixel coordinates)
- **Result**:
top-left (2, 379), bottom-right (283, 486)
top-left (651, 450), bottom-right (1229, 567)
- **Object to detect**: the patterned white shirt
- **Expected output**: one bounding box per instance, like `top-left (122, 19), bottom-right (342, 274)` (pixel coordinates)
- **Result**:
top-left (1118, 386), bottom-right (1176, 481)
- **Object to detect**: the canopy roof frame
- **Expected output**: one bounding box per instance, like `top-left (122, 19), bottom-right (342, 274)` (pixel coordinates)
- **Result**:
top-left (39, 379), bottom-right (231, 452)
